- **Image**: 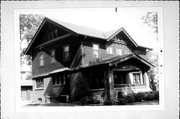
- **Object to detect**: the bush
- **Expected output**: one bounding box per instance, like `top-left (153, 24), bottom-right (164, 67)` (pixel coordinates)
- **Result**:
top-left (117, 91), bottom-right (124, 99)
top-left (125, 93), bottom-right (135, 103)
top-left (80, 96), bottom-right (102, 105)
top-left (116, 91), bottom-right (159, 105)
top-left (143, 91), bottom-right (159, 101)
top-left (116, 98), bottom-right (127, 105)
top-left (81, 97), bottom-right (94, 105)
top-left (133, 92), bottom-right (144, 102)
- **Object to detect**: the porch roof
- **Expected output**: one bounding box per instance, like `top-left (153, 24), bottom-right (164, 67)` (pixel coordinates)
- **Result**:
top-left (46, 54), bottom-right (154, 76)
top-left (81, 54), bottom-right (154, 70)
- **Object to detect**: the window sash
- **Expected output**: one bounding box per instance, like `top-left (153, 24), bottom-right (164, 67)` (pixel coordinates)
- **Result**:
top-left (36, 79), bottom-right (44, 89)
top-left (107, 47), bottom-right (113, 54)
top-left (116, 48), bottom-right (122, 55)
top-left (39, 54), bottom-right (44, 66)
top-left (133, 73), bottom-right (143, 85)
top-left (63, 45), bottom-right (70, 61)
top-left (50, 49), bottom-right (56, 63)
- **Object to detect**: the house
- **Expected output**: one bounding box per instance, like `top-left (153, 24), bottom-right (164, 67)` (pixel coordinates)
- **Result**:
top-left (24, 17), bottom-right (154, 104)
top-left (21, 65), bottom-right (33, 101)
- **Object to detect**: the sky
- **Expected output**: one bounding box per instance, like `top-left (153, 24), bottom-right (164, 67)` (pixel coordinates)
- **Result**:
top-left (41, 8), bottom-right (159, 51)
top-left (21, 8), bottom-right (160, 53)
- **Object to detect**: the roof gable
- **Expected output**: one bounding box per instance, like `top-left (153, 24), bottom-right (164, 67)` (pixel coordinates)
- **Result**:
top-left (24, 17), bottom-right (152, 55)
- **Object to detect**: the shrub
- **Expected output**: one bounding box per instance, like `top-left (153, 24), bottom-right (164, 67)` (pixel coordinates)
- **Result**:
top-left (143, 91), bottom-right (159, 101)
top-left (125, 93), bottom-right (135, 103)
top-left (116, 98), bottom-right (127, 105)
top-left (133, 92), bottom-right (145, 102)
top-left (80, 96), bottom-right (102, 105)
top-left (117, 91), bottom-right (124, 99)
top-left (81, 96), bottom-right (95, 105)
top-left (153, 91), bottom-right (159, 100)
top-left (93, 95), bottom-right (104, 104)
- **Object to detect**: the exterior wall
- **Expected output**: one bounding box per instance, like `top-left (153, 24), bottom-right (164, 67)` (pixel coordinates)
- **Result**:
top-left (32, 35), bottom-right (81, 77)
top-left (21, 86), bottom-right (33, 101)
top-left (114, 72), bottom-right (151, 96)
top-left (32, 75), bottom-right (70, 103)
top-left (32, 77), bottom-right (51, 103)
top-left (81, 36), bottom-right (133, 66)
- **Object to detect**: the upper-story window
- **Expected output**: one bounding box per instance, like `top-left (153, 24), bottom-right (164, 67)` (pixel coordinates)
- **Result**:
top-left (50, 49), bottom-right (56, 64)
top-left (116, 48), bottom-right (122, 55)
top-left (93, 44), bottom-right (99, 58)
top-left (51, 31), bottom-right (54, 39)
top-left (107, 47), bottom-right (113, 54)
top-left (39, 53), bottom-right (44, 66)
top-left (55, 29), bottom-right (58, 37)
top-left (63, 45), bottom-right (70, 62)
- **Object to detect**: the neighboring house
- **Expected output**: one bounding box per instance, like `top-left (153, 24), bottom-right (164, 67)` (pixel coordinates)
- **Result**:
top-left (24, 17), bottom-right (154, 104)
top-left (21, 65), bottom-right (33, 101)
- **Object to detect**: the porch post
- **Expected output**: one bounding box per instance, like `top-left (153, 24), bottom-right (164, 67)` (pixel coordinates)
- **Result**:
top-left (104, 68), bottom-right (115, 105)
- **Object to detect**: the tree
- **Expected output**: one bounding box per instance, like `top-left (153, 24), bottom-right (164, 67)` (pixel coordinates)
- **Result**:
top-left (141, 12), bottom-right (159, 91)
top-left (141, 12), bottom-right (158, 34)
top-left (20, 14), bottom-right (44, 66)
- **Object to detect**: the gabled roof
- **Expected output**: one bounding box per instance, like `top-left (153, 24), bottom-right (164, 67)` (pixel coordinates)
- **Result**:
top-left (46, 54), bottom-right (154, 76)
top-left (24, 17), bottom-right (152, 55)
top-left (84, 54), bottom-right (154, 69)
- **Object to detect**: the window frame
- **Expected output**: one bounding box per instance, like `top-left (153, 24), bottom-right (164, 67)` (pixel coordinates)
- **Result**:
top-left (39, 53), bottom-right (44, 67)
top-left (55, 29), bottom-right (58, 37)
top-left (63, 44), bottom-right (70, 62)
top-left (35, 78), bottom-right (44, 89)
top-left (107, 47), bottom-right (113, 54)
top-left (50, 49), bottom-right (56, 64)
top-left (116, 48), bottom-right (122, 55)
top-left (52, 75), bottom-right (66, 86)
top-left (92, 43), bottom-right (99, 58)
top-left (132, 72), bottom-right (144, 85)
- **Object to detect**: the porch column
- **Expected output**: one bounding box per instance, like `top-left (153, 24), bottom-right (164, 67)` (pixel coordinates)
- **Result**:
top-left (104, 68), bottom-right (115, 105)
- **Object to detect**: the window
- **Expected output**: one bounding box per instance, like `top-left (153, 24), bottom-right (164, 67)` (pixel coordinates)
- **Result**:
top-left (36, 78), bottom-right (44, 89)
top-left (88, 71), bottom-right (104, 89)
top-left (50, 49), bottom-right (56, 64)
top-left (52, 75), bottom-right (66, 86)
top-left (93, 44), bottom-right (99, 58)
top-left (116, 48), bottom-right (122, 55)
top-left (107, 47), bottom-right (113, 54)
top-left (55, 29), bottom-right (58, 37)
top-left (132, 72), bottom-right (144, 85)
top-left (63, 45), bottom-right (70, 61)
top-left (39, 54), bottom-right (44, 66)
top-left (113, 71), bottom-right (126, 85)
top-left (51, 31), bottom-right (54, 39)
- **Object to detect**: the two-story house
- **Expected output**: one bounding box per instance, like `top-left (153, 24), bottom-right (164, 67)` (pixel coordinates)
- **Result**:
top-left (24, 17), bottom-right (154, 104)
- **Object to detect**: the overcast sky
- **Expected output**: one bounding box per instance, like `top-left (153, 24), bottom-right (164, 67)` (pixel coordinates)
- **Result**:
top-left (21, 8), bottom-right (160, 52)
